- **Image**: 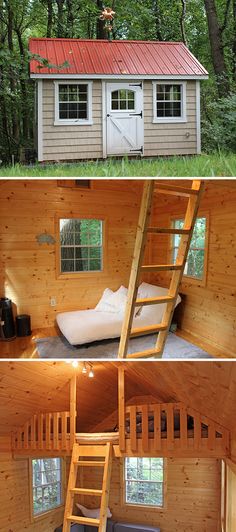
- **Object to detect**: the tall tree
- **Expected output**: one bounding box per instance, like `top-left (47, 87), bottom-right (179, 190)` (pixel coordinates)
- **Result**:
top-left (204, 0), bottom-right (230, 95)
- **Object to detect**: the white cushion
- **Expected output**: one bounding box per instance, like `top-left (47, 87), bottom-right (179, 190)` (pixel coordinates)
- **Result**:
top-left (137, 282), bottom-right (181, 320)
top-left (95, 288), bottom-right (114, 312)
top-left (95, 285), bottom-right (128, 313)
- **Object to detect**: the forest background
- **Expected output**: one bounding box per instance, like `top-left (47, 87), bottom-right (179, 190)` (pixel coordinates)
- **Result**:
top-left (0, 0), bottom-right (235, 165)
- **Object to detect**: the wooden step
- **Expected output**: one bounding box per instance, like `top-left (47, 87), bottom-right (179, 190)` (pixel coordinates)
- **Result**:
top-left (154, 183), bottom-right (199, 197)
top-left (147, 227), bottom-right (190, 235)
top-left (127, 348), bottom-right (162, 359)
top-left (70, 488), bottom-right (102, 496)
top-left (141, 264), bottom-right (182, 272)
top-left (67, 516), bottom-right (100, 526)
top-left (130, 324), bottom-right (168, 337)
top-left (75, 460), bottom-right (105, 467)
top-left (135, 296), bottom-right (175, 306)
top-left (75, 445), bottom-right (107, 456)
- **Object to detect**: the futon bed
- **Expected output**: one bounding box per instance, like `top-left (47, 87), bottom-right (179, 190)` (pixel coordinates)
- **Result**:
top-left (56, 282), bottom-right (181, 346)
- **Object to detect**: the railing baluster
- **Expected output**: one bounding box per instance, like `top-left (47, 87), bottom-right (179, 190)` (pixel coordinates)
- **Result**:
top-left (53, 412), bottom-right (59, 450)
top-left (130, 405), bottom-right (137, 452)
top-left (166, 404), bottom-right (174, 450)
top-left (61, 412), bottom-right (67, 450)
top-left (38, 413), bottom-right (44, 450)
top-left (46, 413), bottom-right (51, 450)
top-left (153, 404), bottom-right (161, 451)
top-left (180, 405), bottom-right (188, 449)
top-left (141, 405), bottom-right (149, 452)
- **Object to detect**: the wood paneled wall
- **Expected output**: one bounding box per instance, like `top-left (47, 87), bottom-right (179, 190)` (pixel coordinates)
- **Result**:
top-left (0, 180), bottom-right (142, 329)
top-left (149, 181), bottom-right (236, 356)
top-left (0, 439), bottom-right (68, 532)
top-left (82, 456), bottom-right (221, 532)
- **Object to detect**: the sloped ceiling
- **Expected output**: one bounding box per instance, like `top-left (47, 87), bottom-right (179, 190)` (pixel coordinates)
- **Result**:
top-left (0, 361), bottom-right (236, 435)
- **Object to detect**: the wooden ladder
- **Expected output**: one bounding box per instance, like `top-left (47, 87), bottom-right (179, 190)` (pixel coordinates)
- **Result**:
top-left (63, 442), bottom-right (112, 532)
top-left (118, 179), bottom-right (204, 359)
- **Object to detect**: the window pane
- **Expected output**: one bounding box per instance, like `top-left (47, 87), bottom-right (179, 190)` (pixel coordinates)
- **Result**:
top-left (125, 457), bottom-right (164, 507)
top-left (32, 458), bottom-right (62, 516)
top-left (172, 217), bottom-right (206, 279)
top-left (58, 84), bottom-right (88, 120)
top-left (156, 84), bottom-right (182, 118)
top-left (60, 218), bottom-right (103, 274)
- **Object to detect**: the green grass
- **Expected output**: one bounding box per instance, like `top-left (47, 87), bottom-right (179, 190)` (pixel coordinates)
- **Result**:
top-left (0, 153), bottom-right (236, 177)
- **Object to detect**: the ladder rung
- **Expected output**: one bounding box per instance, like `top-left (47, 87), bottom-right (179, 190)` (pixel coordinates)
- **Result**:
top-left (135, 296), bottom-right (175, 306)
top-left (141, 264), bottom-right (182, 272)
top-left (127, 348), bottom-right (162, 359)
top-left (130, 324), bottom-right (168, 337)
top-left (147, 227), bottom-right (190, 235)
top-left (70, 488), bottom-right (103, 496)
top-left (154, 183), bottom-right (199, 197)
top-left (67, 516), bottom-right (100, 526)
top-left (76, 460), bottom-right (105, 467)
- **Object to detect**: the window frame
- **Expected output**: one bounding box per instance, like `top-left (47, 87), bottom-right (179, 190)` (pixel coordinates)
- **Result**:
top-left (169, 212), bottom-right (209, 286)
top-left (29, 457), bottom-right (65, 522)
top-left (152, 81), bottom-right (187, 123)
top-left (55, 213), bottom-right (107, 279)
top-left (110, 88), bottom-right (136, 113)
top-left (54, 80), bottom-right (93, 126)
top-left (122, 457), bottom-right (167, 510)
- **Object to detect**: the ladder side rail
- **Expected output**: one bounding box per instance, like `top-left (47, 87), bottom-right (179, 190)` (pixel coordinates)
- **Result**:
top-left (118, 180), bottom-right (155, 358)
top-left (62, 444), bottom-right (80, 532)
top-left (156, 180), bottom-right (204, 354)
top-left (99, 443), bottom-right (112, 532)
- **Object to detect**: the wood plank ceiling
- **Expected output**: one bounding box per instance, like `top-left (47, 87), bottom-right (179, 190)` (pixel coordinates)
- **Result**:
top-left (0, 361), bottom-right (236, 435)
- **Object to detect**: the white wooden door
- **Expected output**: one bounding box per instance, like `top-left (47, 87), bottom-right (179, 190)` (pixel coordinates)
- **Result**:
top-left (106, 82), bottom-right (144, 156)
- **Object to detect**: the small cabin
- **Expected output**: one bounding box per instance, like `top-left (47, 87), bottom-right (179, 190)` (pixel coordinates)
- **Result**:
top-left (0, 361), bottom-right (235, 531)
top-left (0, 179), bottom-right (235, 359)
top-left (29, 39), bottom-right (208, 162)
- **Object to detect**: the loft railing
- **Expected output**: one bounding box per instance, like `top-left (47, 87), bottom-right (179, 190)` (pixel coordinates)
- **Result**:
top-left (12, 411), bottom-right (73, 452)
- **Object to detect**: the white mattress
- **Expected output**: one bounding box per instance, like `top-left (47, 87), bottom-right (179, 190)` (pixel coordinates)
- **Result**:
top-left (56, 285), bottom-right (181, 346)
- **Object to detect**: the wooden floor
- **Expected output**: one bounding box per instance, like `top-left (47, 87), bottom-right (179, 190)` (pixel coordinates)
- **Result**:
top-left (0, 327), bottom-right (233, 359)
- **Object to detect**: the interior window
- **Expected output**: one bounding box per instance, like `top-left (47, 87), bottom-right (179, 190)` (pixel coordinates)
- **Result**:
top-left (59, 218), bottom-right (103, 273)
top-left (111, 89), bottom-right (135, 111)
top-left (58, 84), bottom-right (88, 120)
top-left (124, 457), bottom-right (164, 507)
top-left (32, 458), bottom-right (62, 516)
top-left (172, 216), bottom-right (207, 280)
top-left (156, 84), bottom-right (182, 118)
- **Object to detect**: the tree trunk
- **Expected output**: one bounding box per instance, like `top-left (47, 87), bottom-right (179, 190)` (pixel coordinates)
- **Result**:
top-left (180, 0), bottom-right (187, 45)
top-left (204, 0), bottom-right (230, 96)
top-left (96, 0), bottom-right (107, 39)
top-left (233, 0), bottom-right (236, 81)
top-left (56, 0), bottom-right (66, 37)
top-left (16, 28), bottom-right (30, 141)
top-left (152, 0), bottom-right (163, 40)
top-left (6, 0), bottom-right (20, 150)
top-left (66, 0), bottom-right (74, 37)
top-left (46, 0), bottom-right (53, 38)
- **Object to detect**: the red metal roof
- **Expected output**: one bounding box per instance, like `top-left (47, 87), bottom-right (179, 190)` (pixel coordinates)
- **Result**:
top-left (29, 38), bottom-right (208, 78)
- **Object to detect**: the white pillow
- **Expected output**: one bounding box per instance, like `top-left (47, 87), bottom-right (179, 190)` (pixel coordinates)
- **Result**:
top-left (95, 286), bottom-right (128, 313)
top-left (136, 282), bottom-right (181, 318)
top-left (95, 288), bottom-right (114, 312)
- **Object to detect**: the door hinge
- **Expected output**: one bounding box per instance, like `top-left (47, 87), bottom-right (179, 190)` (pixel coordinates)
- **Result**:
top-left (130, 146), bottom-right (143, 154)
top-left (129, 83), bottom-right (142, 88)
top-left (129, 111), bottom-right (143, 118)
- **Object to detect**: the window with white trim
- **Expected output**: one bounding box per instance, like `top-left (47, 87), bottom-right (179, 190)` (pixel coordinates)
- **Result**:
top-left (124, 457), bottom-right (164, 507)
top-left (32, 458), bottom-right (62, 516)
top-left (59, 218), bottom-right (103, 273)
top-left (55, 82), bottom-right (92, 124)
top-left (153, 82), bottom-right (186, 122)
top-left (172, 216), bottom-right (207, 280)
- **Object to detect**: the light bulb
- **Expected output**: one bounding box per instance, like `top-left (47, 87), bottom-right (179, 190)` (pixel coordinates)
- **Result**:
top-left (72, 360), bottom-right (79, 368)
top-left (82, 363), bottom-right (87, 374)
top-left (88, 368), bottom-right (94, 378)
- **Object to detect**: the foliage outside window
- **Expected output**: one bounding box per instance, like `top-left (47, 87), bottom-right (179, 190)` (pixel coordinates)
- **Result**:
top-left (125, 457), bottom-right (164, 507)
top-left (58, 83), bottom-right (88, 120)
top-left (111, 89), bottom-right (135, 110)
top-left (172, 217), bottom-right (207, 280)
top-left (32, 458), bottom-right (62, 516)
top-left (156, 84), bottom-right (183, 118)
top-left (60, 218), bottom-right (103, 273)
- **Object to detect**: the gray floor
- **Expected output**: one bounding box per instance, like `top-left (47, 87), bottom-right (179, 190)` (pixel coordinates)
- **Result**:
top-left (36, 332), bottom-right (211, 359)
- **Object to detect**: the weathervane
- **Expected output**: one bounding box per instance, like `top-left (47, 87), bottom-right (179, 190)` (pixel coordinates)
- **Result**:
top-left (100, 6), bottom-right (116, 41)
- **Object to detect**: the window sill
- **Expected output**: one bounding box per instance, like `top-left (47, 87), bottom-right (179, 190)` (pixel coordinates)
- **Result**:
top-left (152, 117), bottom-right (187, 124)
top-left (57, 270), bottom-right (106, 280)
top-left (54, 120), bottom-right (93, 126)
top-left (31, 504), bottom-right (64, 523)
top-left (124, 502), bottom-right (165, 511)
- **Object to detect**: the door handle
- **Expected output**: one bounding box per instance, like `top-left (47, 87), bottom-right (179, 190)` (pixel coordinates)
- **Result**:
top-left (107, 113), bottom-right (110, 117)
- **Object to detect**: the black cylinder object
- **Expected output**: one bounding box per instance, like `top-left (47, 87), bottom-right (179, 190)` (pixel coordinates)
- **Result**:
top-left (16, 314), bottom-right (31, 337)
top-left (0, 298), bottom-right (16, 340)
